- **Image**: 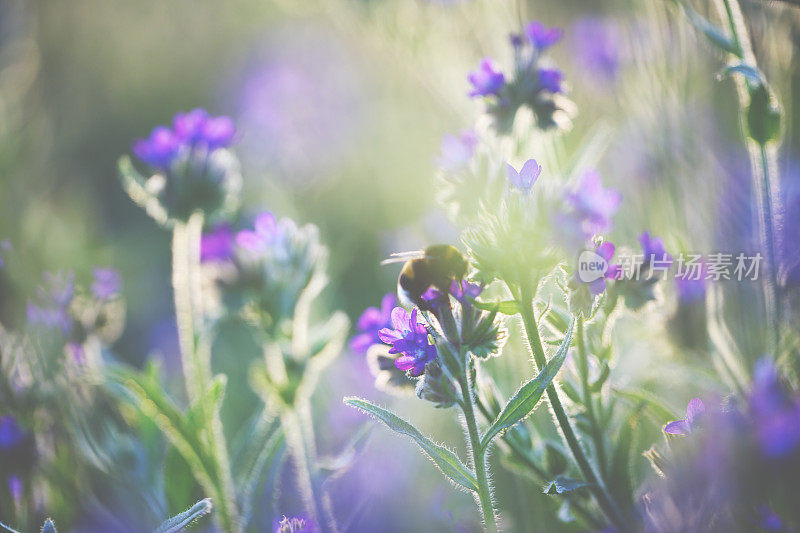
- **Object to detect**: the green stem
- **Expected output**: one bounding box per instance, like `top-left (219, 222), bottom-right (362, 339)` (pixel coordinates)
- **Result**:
top-left (712, 0), bottom-right (783, 352)
top-left (513, 283), bottom-right (629, 531)
top-left (172, 212), bottom-right (239, 533)
top-left (474, 396), bottom-right (604, 531)
top-left (458, 370), bottom-right (498, 533)
top-left (281, 404), bottom-right (337, 533)
top-left (576, 316), bottom-right (608, 476)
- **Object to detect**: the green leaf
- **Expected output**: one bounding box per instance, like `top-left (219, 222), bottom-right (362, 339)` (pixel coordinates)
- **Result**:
top-left (719, 63), bottom-right (763, 85)
top-left (543, 476), bottom-right (591, 495)
top-left (344, 397), bottom-right (478, 492)
top-left (154, 498), bottom-right (213, 533)
top-left (480, 317), bottom-right (575, 449)
top-left (612, 387), bottom-right (680, 421)
top-left (472, 299), bottom-right (520, 315)
top-left (676, 0), bottom-right (740, 56)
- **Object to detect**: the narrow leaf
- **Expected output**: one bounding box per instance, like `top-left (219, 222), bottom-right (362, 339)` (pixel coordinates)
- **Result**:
top-left (344, 397), bottom-right (478, 492)
top-left (543, 476), bottom-right (591, 495)
top-left (481, 317), bottom-right (575, 449)
top-left (154, 498), bottom-right (213, 533)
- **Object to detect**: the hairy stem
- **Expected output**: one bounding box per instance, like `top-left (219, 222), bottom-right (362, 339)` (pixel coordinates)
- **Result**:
top-left (576, 316), bottom-right (608, 476)
top-left (474, 396), bottom-right (604, 530)
top-left (281, 404), bottom-right (337, 533)
top-left (512, 283), bottom-right (629, 531)
top-left (458, 369), bottom-right (498, 533)
top-left (172, 212), bottom-right (239, 532)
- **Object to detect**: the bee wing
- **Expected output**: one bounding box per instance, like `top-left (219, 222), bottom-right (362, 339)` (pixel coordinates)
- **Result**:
top-left (380, 250), bottom-right (426, 265)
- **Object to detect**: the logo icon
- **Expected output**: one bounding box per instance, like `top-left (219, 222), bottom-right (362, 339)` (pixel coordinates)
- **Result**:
top-left (577, 249), bottom-right (609, 283)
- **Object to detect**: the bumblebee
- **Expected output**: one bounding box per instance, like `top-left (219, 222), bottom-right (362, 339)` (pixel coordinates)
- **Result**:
top-left (382, 244), bottom-right (468, 309)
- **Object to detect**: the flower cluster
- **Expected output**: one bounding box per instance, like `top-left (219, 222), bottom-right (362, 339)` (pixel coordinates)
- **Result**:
top-left (26, 269), bottom-right (124, 363)
top-left (202, 211), bottom-right (327, 332)
top-left (645, 360), bottom-right (800, 531)
top-left (124, 109), bottom-right (242, 224)
top-left (467, 21), bottom-right (574, 133)
top-left (377, 308), bottom-right (437, 377)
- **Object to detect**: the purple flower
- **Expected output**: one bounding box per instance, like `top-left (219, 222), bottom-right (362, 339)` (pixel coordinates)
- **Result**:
top-left (525, 21), bottom-right (563, 50)
top-left (132, 126), bottom-right (180, 169)
top-left (235, 212), bottom-right (280, 254)
top-left (0, 416), bottom-right (24, 449)
top-left (173, 108), bottom-right (235, 149)
top-left (378, 308), bottom-right (437, 377)
top-left (639, 231), bottom-right (672, 265)
top-left (468, 59), bottom-right (505, 98)
top-left (506, 159), bottom-right (541, 192)
top-left (133, 109), bottom-right (235, 169)
top-left (437, 130), bottom-right (478, 171)
top-left (449, 279), bottom-right (482, 302)
top-left (580, 241), bottom-right (620, 296)
top-left (350, 293), bottom-right (397, 355)
top-left (537, 68), bottom-right (564, 93)
top-left (749, 359), bottom-right (800, 458)
top-left (665, 398), bottom-right (705, 435)
top-left (7, 475), bottom-right (21, 501)
top-left (26, 272), bottom-right (75, 333)
top-left (91, 268), bottom-right (122, 300)
top-left (675, 265), bottom-right (707, 303)
top-left (201, 224), bottom-right (235, 262)
top-left (571, 17), bottom-right (621, 82)
top-left (564, 169), bottom-right (621, 240)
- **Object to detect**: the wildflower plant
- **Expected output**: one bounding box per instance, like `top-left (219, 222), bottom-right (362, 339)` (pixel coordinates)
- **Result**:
top-left (115, 111), bottom-right (349, 533)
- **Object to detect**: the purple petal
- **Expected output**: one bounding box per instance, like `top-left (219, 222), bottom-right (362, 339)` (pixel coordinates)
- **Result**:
top-left (685, 398), bottom-right (705, 427)
top-left (595, 241), bottom-right (615, 262)
top-left (390, 307), bottom-right (410, 331)
top-left (520, 159), bottom-right (542, 185)
top-left (350, 332), bottom-right (376, 354)
top-left (664, 420), bottom-right (690, 435)
top-left (377, 328), bottom-right (403, 344)
top-left (394, 355), bottom-right (417, 372)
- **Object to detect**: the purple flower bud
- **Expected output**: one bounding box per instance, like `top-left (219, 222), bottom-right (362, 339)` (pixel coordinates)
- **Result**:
top-left (537, 68), bottom-right (564, 93)
top-left (201, 224), bottom-right (235, 262)
top-left (664, 398), bottom-right (705, 435)
top-left (27, 272), bottom-right (75, 333)
top-left (173, 108), bottom-right (236, 149)
top-left (506, 159), bottom-right (541, 192)
top-left (564, 169), bottom-right (621, 240)
top-left (378, 308), bottom-right (437, 377)
top-left (235, 212), bottom-right (280, 254)
top-left (91, 268), bottom-right (122, 300)
top-left (7, 475), bottom-right (22, 501)
top-left (437, 130), bottom-right (478, 171)
top-left (468, 59), bottom-right (505, 98)
top-left (525, 21), bottom-right (563, 50)
top-left (132, 126), bottom-right (180, 169)
top-left (639, 231), bottom-right (672, 266)
top-left (350, 293), bottom-right (397, 355)
top-left (0, 416), bottom-right (24, 449)
top-left (449, 279), bottom-right (482, 302)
